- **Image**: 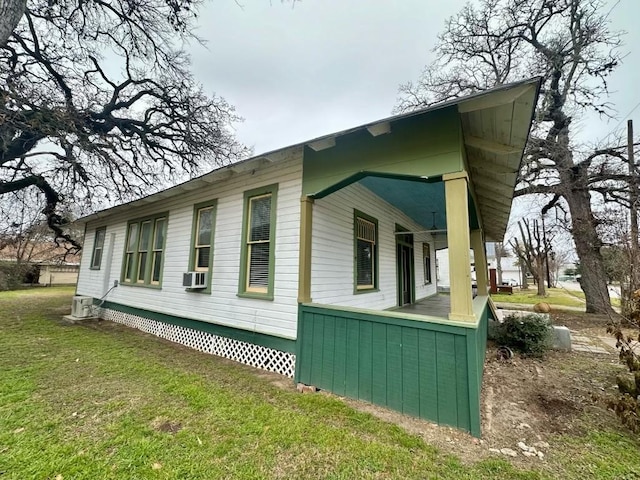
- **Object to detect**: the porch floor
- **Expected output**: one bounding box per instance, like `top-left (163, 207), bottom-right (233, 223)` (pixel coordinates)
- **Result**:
top-left (395, 294), bottom-right (451, 318)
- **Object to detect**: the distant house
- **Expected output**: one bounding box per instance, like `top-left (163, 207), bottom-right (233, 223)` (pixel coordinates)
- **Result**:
top-left (0, 241), bottom-right (80, 287)
top-left (74, 79), bottom-right (540, 436)
top-left (38, 263), bottom-right (80, 285)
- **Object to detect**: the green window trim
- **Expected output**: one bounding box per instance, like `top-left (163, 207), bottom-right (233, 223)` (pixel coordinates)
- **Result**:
top-left (238, 184), bottom-right (278, 300)
top-left (89, 227), bottom-right (106, 270)
top-left (353, 209), bottom-right (379, 294)
top-left (121, 212), bottom-right (168, 288)
top-left (187, 200), bottom-right (217, 293)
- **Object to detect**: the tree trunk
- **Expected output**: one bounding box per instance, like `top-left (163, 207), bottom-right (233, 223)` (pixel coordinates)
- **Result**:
top-left (564, 186), bottom-right (614, 314)
top-left (536, 257), bottom-right (546, 297)
top-left (0, 0), bottom-right (26, 47)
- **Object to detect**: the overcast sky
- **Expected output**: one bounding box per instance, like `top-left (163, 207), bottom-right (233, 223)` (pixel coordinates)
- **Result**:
top-left (189, 0), bottom-right (639, 155)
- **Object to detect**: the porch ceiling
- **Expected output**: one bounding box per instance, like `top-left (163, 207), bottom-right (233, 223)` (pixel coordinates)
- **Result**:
top-left (458, 82), bottom-right (539, 242)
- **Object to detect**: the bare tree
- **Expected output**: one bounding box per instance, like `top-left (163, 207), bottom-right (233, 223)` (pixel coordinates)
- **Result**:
top-left (1, 0), bottom-right (249, 251)
top-left (395, 0), bottom-right (627, 314)
top-left (510, 219), bottom-right (550, 297)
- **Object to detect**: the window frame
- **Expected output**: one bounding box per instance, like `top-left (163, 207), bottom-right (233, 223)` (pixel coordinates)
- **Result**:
top-left (423, 242), bottom-right (432, 285)
top-left (120, 212), bottom-right (168, 287)
top-left (187, 200), bottom-right (217, 292)
top-left (353, 209), bottom-right (379, 294)
top-left (89, 227), bottom-right (106, 270)
top-left (238, 184), bottom-right (278, 300)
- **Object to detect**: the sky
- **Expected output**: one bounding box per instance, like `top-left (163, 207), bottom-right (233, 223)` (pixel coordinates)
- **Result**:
top-left (187, 0), bottom-right (639, 256)
top-left (188, 0), bottom-right (640, 155)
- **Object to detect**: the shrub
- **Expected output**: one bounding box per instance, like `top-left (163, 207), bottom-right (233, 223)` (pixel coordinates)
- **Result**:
top-left (495, 313), bottom-right (552, 357)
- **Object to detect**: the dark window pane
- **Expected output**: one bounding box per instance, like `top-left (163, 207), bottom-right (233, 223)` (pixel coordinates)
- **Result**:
top-left (356, 239), bottom-right (374, 287)
top-left (196, 247), bottom-right (210, 269)
top-left (137, 252), bottom-right (147, 281)
top-left (152, 252), bottom-right (162, 282)
top-left (197, 209), bottom-right (212, 246)
top-left (249, 195), bottom-right (271, 242)
top-left (154, 218), bottom-right (166, 250)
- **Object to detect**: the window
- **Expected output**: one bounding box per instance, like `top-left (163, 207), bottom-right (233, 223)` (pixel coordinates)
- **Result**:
top-left (423, 243), bottom-right (432, 284)
top-left (122, 213), bottom-right (168, 286)
top-left (90, 227), bottom-right (106, 270)
top-left (354, 210), bottom-right (378, 291)
top-left (187, 201), bottom-right (216, 291)
top-left (239, 185), bottom-right (278, 299)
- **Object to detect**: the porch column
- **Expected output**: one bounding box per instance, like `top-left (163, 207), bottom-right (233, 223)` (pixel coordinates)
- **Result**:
top-left (298, 196), bottom-right (314, 303)
top-left (443, 172), bottom-right (475, 322)
top-left (470, 229), bottom-right (488, 295)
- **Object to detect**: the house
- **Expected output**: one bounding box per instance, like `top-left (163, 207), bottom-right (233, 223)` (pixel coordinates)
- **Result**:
top-left (38, 263), bottom-right (80, 286)
top-left (74, 78), bottom-right (540, 436)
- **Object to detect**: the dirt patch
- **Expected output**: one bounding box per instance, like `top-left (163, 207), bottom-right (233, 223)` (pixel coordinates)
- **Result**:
top-left (151, 417), bottom-right (183, 434)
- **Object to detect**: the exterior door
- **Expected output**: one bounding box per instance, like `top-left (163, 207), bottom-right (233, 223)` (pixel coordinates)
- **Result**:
top-left (396, 229), bottom-right (415, 307)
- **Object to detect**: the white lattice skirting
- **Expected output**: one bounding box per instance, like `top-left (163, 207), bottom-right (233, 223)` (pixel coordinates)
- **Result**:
top-left (99, 308), bottom-right (296, 378)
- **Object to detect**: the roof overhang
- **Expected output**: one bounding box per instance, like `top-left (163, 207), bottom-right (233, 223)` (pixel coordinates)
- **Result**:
top-left (77, 78), bottom-right (540, 228)
top-left (458, 80), bottom-right (540, 241)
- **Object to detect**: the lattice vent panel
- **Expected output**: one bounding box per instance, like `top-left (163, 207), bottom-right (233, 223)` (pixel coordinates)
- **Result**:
top-left (100, 308), bottom-right (295, 378)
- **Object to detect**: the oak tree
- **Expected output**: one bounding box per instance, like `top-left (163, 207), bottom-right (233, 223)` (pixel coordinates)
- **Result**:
top-left (396, 0), bottom-right (629, 314)
top-left (0, 0), bottom-right (248, 252)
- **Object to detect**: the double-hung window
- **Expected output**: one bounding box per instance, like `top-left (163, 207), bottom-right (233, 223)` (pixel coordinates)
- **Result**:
top-left (239, 184), bottom-right (277, 299)
top-left (354, 210), bottom-right (378, 291)
top-left (90, 227), bottom-right (106, 270)
top-left (122, 213), bottom-right (167, 286)
top-left (187, 201), bottom-right (216, 291)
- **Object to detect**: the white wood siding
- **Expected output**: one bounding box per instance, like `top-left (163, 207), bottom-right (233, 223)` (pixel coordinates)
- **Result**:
top-left (311, 182), bottom-right (437, 309)
top-left (77, 148), bottom-right (303, 340)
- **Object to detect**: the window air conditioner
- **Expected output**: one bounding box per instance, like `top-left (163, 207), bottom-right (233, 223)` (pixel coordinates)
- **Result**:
top-left (183, 271), bottom-right (207, 289)
top-left (71, 296), bottom-right (94, 318)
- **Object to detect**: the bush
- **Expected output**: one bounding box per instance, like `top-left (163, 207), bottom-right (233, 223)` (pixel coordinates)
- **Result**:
top-left (495, 313), bottom-right (552, 357)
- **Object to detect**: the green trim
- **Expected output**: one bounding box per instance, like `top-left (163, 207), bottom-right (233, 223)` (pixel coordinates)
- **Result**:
top-left (353, 209), bottom-right (379, 294)
top-left (120, 212), bottom-right (168, 287)
top-left (100, 300), bottom-right (295, 353)
top-left (238, 184), bottom-right (278, 300)
top-left (89, 226), bottom-right (106, 270)
top-left (187, 199), bottom-right (217, 294)
top-left (312, 171), bottom-right (443, 199)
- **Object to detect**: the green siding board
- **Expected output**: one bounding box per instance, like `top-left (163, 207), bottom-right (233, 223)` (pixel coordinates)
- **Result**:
top-left (302, 107), bottom-right (463, 196)
top-left (418, 330), bottom-right (438, 420)
top-left (345, 321), bottom-right (360, 398)
top-left (466, 329), bottom-right (482, 437)
top-left (386, 325), bottom-right (403, 412)
top-left (371, 323), bottom-right (387, 405)
top-left (100, 300), bottom-right (295, 353)
top-left (310, 315), bottom-right (326, 389)
top-left (298, 312), bottom-right (314, 383)
top-left (358, 321), bottom-right (373, 402)
top-left (455, 335), bottom-right (471, 431)
top-left (401, 328), bottom-right (420, 416)
top-left (321, 316), bottom-right (336, 391)
top-left (435, 333), bottom-right (458, 426)
top-left (331, 316), bottom-right (347, 395)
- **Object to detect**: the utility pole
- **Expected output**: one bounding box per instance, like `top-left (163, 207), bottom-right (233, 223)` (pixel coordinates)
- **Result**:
top-left (628, 120), bottom-right (639, 292)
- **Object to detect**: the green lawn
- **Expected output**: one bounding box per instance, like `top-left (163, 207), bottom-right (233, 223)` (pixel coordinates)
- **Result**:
top-left (1, 288), bottom-right (638, 479)
top-left (491, 287), bottom-right (587, 307)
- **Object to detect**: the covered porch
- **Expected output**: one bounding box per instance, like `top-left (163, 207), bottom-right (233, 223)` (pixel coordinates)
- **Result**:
top-left (294, 79), bottom-right (540, 436)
